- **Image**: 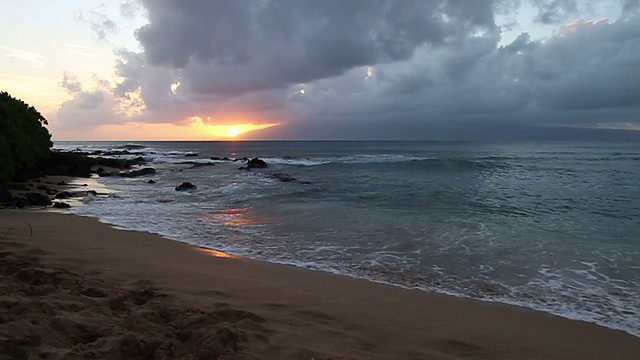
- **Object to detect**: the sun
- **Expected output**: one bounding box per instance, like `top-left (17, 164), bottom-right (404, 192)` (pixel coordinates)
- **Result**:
top-left (226, 126), bottom-right (241, 137)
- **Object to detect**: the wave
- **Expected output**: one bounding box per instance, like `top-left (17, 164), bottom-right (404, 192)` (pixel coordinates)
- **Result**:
top-left (117, 144), bottom-right (147, 150)
top-left (309, 157), bottom-right (511, 172)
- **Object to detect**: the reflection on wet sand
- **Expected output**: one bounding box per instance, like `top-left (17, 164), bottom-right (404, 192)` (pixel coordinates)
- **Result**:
top-left (196, 247), bottom-right (235, 258)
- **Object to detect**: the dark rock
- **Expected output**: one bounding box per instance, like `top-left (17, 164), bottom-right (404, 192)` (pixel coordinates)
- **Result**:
top-left (210, 157), bottom-right (222, 161)
top-left (96, 167), bottom-right (114, 177)
top-left (184, 153), bottom-right (199, 157)
top-left (55, 191), bottom-right (73, 199)
top-left (246, 158), bottom-right (268, 169)
top-left (39, 152), bottom-right (95, 177)
top-left (6, 183), bottom-right (29, 191)
top-left (52, 202), bottom-right (71, 209)
top-left (93, 156), bottom-right (146, 169)
top-left (24, 192), bottom-right (52, 206)
top-left (175, 182), bottom-right (197, 191)
top-left (119, 168), bottom-right (156, 177)
top-left (57, 181), bottom-right (69, 186)
top-left (237, 166), bottom-right (248, 171)
top-left (21, 169), bottom-right (44, 179)
top-left (147, 179), bottom-right (156, 184)
top-left (12, 197), bottom-right (29, 208)
top-left (130, 156), bottom-right (146, 165)
top-left (94, 157), bottom-right (128, 169)
top-left (36, 184), bottom-right (49, 190)
top-left (270, 173), bottom-right (296, 182)
top-left (178, 162), bottom-right (216, 169)
top-left (0, 184), bottom-right (11, 203)
top-left (46, 188), bottom-right (58, 195)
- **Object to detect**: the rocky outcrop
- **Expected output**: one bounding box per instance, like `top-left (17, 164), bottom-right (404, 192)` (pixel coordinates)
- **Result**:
top-left (6, 183), bottom-right (29, 191)
top-left (52, 202), bottom-right (71, 209)
top-left (269, 173), bottom-right (296, 182)
top-left (96, 167), bottom-right (114, 177)
top-left (119, 168), bottom-right (156, 178)
top-left (94, 156), bottom-right (146, 169)
top-left (175, 182), bottom-right (197, 191)
top-left (55, 191), bottom-right (74, 199)
top-left (0, 184), bottom-right (12, 203)
top-left (23, 192), bottom-right (52, 206)
top-left (246, 158), bottom-right (268, 169)
top-left (37, 152), bottom-right (95, 177)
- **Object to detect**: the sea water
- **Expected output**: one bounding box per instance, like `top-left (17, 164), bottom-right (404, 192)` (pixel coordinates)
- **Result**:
top-left (54, 141), bottom-right (640, 336)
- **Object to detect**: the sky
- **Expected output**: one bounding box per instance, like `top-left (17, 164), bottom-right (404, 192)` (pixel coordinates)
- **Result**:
top-left (1, 0), bottom-right (638, 141)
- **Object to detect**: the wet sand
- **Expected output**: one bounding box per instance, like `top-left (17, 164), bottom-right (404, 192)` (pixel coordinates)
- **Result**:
top-left (0, 210), bottom-right (638, 359)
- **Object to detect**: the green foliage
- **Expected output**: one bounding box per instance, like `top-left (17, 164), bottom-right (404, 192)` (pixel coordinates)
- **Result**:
top-left (0, 92), bottom-right (52, 181)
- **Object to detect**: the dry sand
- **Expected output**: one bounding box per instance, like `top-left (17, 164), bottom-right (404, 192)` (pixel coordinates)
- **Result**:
top-left (0, 210), bottom-right (638, 359)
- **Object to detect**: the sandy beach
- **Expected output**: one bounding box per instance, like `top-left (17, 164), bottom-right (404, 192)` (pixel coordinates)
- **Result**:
top-left (0, 210), bottom-right (638, 359)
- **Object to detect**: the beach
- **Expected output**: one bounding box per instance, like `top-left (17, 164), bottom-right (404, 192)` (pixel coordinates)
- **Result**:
top-left (1, 210), bottom-right (638, 359)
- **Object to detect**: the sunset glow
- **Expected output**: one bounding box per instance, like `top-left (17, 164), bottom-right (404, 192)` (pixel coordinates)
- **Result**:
top-left (53, 118), bottom-right (280, 141)
top-left (194, 121), bottom-right (280, 140)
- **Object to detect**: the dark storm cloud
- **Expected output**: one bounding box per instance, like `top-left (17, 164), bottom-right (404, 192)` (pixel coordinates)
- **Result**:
top-left (64, 0), bottom-right (638, 138)
top-left (130, 0), bottom-right (497, 97)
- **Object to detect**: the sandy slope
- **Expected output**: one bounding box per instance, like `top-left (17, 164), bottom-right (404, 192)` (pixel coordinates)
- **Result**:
top-left (0, 210), bottom-right (638, 359)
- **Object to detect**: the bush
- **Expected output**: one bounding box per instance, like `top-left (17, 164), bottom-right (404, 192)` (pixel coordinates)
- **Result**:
top-left (0, 92), bottom-right (52, 181)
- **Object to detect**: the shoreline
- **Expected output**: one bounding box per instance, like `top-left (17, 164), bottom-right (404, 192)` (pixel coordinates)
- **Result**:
top-left (1, 210), bottom-right (639, 359)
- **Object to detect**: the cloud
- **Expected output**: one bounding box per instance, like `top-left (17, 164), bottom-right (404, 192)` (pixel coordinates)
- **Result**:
top-left (532, 0), bottom-right (578, 24)
top-left (57, 0), bottom-right (638, 138)
top-left (54, 73), bottom-right (125, 130)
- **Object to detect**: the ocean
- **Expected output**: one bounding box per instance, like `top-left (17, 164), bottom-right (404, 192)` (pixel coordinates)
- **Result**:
top-left (53, 141), bottom-right (640, 336)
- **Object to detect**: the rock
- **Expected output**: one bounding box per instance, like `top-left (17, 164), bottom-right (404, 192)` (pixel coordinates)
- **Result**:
top-left (7, 183), bottom-right (29, 191)
top-left (24, 192), bottom-right (52, 206)
top-left (119, 168), bottom-right (156, 177)
top-left (175, 182), bottom-right (197, 191)
top-left (52, 202), bottom-right (71, 209)
top-left (93, 156), bottom-right (146, 169)
top-left (246, 158), bottom-right (268, 169)
top-left (0, 184), bottom-right (12, 203)
top-left (55, 191), bottom-right (73, 199)
top-left (57, 181), bottom-right (69, 186)
top-left (184, 162), bottom-right (216, 169)
top-left (39, 152), bottom-right (95, 177)
top-left (96, 167), bottom-right (114, 177)
top-left (46, 188), bottom-right (58, 195)
top-left (237, 166), bottom-right (248, 171)
top-left (130, 156), bottom-right (146, 165)
top-left (19, 169), bottom-right (44, 180)
top-left (270, 173), bottom-right (296, 182)
top-left (36, 184), bottom-right (49, 190)
top-left (12, 197), bottom-right (29, 208)
top-left (184, 153), bottom-right (199, 157)
top-left (147, 179), bottom-right (156, 184)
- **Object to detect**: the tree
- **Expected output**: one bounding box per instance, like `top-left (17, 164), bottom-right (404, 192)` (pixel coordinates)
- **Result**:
top-left (0, 92), bottom-right (52, 181)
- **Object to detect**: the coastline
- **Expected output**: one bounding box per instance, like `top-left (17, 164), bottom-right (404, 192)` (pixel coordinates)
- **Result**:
top-left (1, 210), bottom-right (638, 359)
